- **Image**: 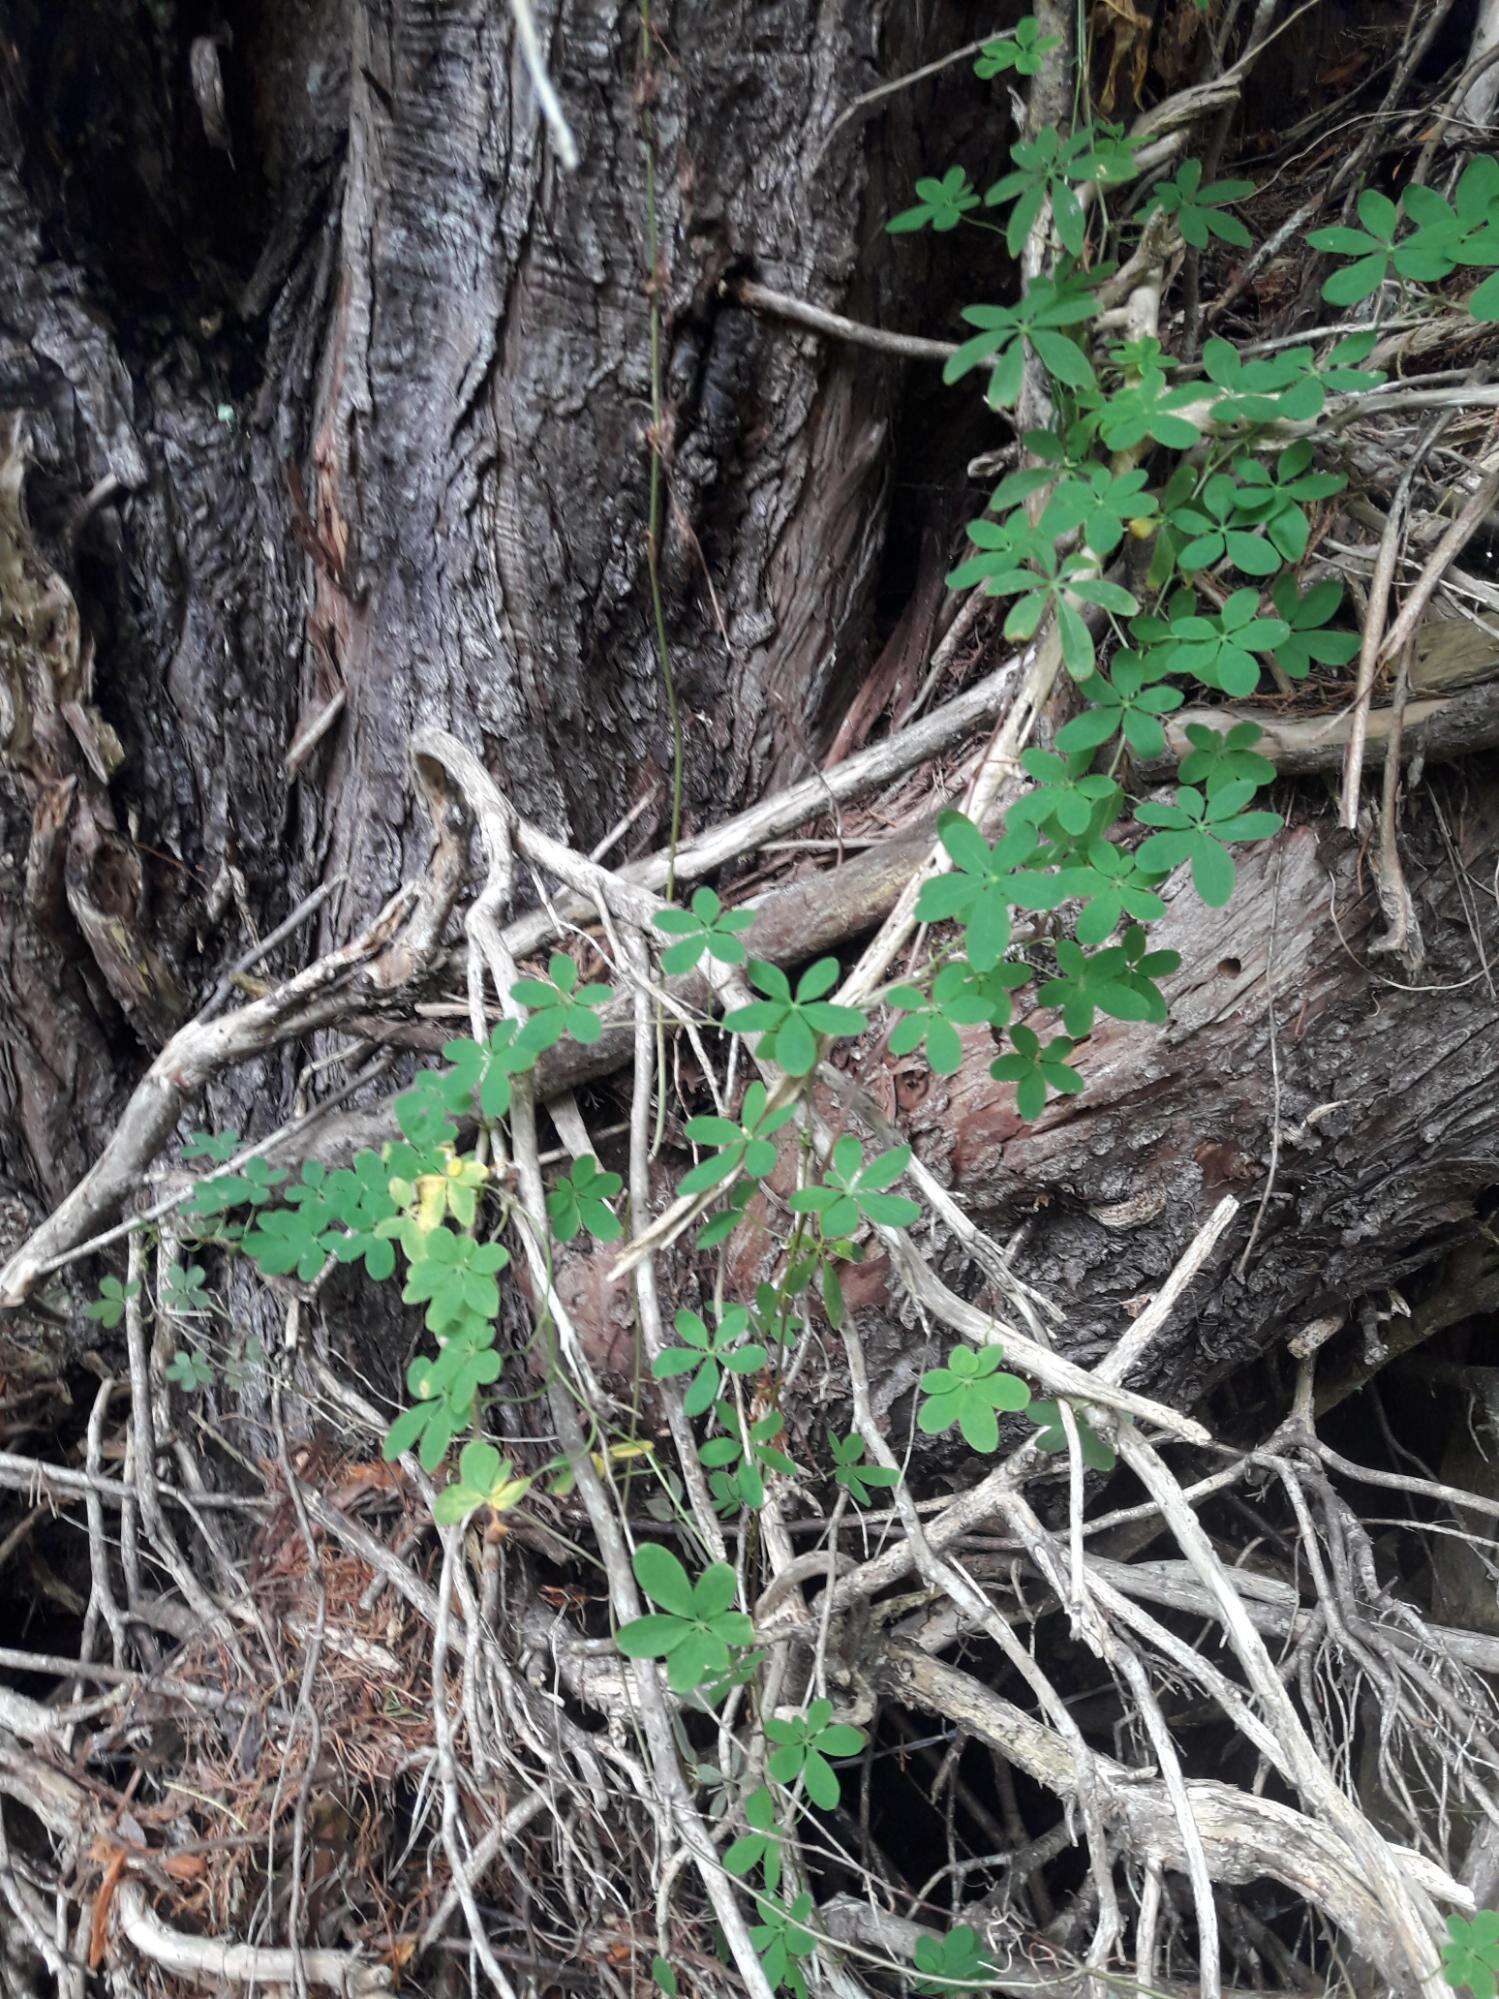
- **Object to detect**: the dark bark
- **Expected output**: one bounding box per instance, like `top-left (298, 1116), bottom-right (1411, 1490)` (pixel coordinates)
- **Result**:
top-left (0, 0), bottom-right (981, 1216)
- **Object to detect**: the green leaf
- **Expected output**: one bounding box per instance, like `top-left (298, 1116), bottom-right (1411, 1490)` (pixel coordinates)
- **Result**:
top-left (616, 1614), bottom-right (691, 1658)
top-left (1322, 251), bottom-right (1389, 305)
top-left (547, 1154), bottom-right (623, 1244)
top-left (889, 166), bottom-right (981, 234)
top-left (828, 1430), bottom-right (900, 1505)
top-left (633, 1542), bottom-right (696, 1616)
top-left (914, 1924), bottom-right (996, 1997)
top-left (1470, 267), bottom-right (1499, 320)
top-left (1029, 1397), bottom-right (1117, 1472)
top-left (724, 962), bottom-right (867, 1073)
top-left (1177, 720), bottom-right (1275, 794)
top-left (1141, 158), bottom-right (1255, 250)
top-left (990, 1024), bottom-right (1083, 1120)
top-left (918, 1342), bottom-right (1031, 1451)
top-left (512, 957), bottom-right (613, 1047)
top-left (165, 1349), bottom-right (214, 1394)
top-left (182, 1129), bottom-right (240, 1164)
top-left (84, 1275), bottom-right (140, 1329)
top-left (1442, 1911), bottom-right (1499, 1999)
top-left (652, 888), bottom-right (757, 972)
top-left (975, 15), bottom-right (1062, 76)
top-left (1357, 187), bottom-right (1399, 239)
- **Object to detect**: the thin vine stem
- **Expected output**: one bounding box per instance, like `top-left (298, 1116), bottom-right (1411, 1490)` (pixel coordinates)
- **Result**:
top-left (638, 0), bottom-right (684, 901)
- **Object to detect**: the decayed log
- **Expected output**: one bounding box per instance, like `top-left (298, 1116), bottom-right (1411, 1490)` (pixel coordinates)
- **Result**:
top-left (873, 781), bottom-right (1499, 1414)
top-left (312, 768), bottom-right (1499, 1422)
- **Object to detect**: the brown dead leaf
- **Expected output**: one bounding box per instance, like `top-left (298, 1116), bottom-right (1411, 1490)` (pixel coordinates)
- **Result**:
top-left (1092, 0), bottom-right (1152, 110)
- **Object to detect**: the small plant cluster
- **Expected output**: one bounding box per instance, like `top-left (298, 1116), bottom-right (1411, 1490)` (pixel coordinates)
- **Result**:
top-left (80, 35), bottom-right (1493, 1999)
top-left (162, 956), bottom-right (617, 1472)
top-left (1308, 157), bottom-right (1499, 317)
top-left (871, 39), bottom-right (1499, 1153)
top-left (95, 875), bottom-right (1121, 1995)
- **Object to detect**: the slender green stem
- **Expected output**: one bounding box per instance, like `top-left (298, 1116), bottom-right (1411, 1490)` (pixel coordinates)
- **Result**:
top-left (638, 0), bottom-right (684, 899)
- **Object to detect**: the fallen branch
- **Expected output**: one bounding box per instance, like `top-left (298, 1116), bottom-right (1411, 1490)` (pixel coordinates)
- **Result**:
top-left (878, 1644), bottom-right (1469, 1984)
top-left (1137, 674), bottom-right (1499, 782)
top-left (730, 278), bottom-right (960, 366)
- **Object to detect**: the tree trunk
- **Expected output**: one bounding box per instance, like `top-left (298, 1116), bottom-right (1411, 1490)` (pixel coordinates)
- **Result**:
top-left (0, 0), bottom-right (980, 1221)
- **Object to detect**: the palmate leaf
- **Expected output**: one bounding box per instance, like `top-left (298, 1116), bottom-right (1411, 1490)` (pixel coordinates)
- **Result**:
top-left (651, 1304), bottom-right (766, 1418)
top-left (182, 1128), bottom-right (240, 1165)
top-left (1269, 576), bottom-right (1359, 680)
top-left (918, 810), bottom-right (1047, 969)
top-left (828, 1430), bottom-right (900, 1505)
top-left (1164, 587), bottom-right (1290, 697)
top-left (944, 277), bottom-right (1101, 409)
top-left (748, 1890), bottom-right (817, 1998)
top-left (85, 1274), bottom-right (140, 1329)
top-left (1094, 367), bottom-right (1203, 450)
top-left (1135, 783), bottom-right (1283, 908)
top-left (698, 1406), bottom-right (797, 1504)
top-left (918, 1342), bottom-right (1031, 1453)
top-left (1443, 1911), bottom-right (1499, 1999)
top-left (165, 1349), bottom-right (214, 1393)
top-left (679, 1079), bottom-right (794, 1194)
top-left (546, 1154), bottom-right (623, 1243)
top-left (1029, 1398), bottom-right (1118, 1472)
top-left (724, 1785), bottom-right (783, 1886)
top-left (617, 1548), bottom-right (754, 1693)
top-left (1198, 337), bottom-right (1325, 425)
top-left (1038, 939), bottom-right (1165, 1039)
top-left (1142, 156), bottom-right (1254, 248)
top-left (888, 165), bottom-right (981, 234)
top-left (722, 960), bottom-right (868, 1076)
top-left (651, 885), bottom-right (757, 972)
top-left (1066, 839), bottom-right (1168, 947)
top-left (1038, 463), bottom-right (1158, 556)
top-left (764, 1697), bottom-right (867, 1810)
top-left (511, 953), bottom-right (614, 1048)
top-left (975, 14), bottom-right (1062, 77)
top-left (242, 1204), bottom-right (336, 1282)
top-left (1176, 720), bottom-right (1275, 795)
top-left (401, 1226), bottom-right (510, 1333)
top-left (984, 124), bottom-right (1139, 257)
top-left (789, 1135), bottom-right (922, 1235)
top-left (1011, 747), bottom-right (1122, 839)
top-left (1168, 467), bottom-right (1280, 577)
top-left (436, 1019), bottom-right (540, 1123)
top-left (887, 955), bottom-right (1020, 1071)
top-left (990, 1024), bottom-right (1085, 1121)
top-left (383, 1392), bottom-right (469, 1474)
top-left (1056, 656), bottom-right (1183, 760)
top-left (433, 1441), bottom-right (532, 1525)
top-left (913, 1925), bottom-right (997, 1998)
top-left (1307, 189), bottom-right (1398, 304)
